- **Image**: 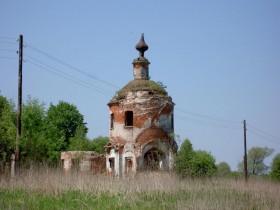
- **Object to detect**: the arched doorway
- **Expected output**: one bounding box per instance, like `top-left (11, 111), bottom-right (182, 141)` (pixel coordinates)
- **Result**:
top-left (143, 148), bottom-right (164, 171)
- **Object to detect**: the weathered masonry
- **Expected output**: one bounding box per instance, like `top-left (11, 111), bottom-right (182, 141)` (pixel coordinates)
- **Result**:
top-left (106, 34), bottom-right (178, 177)
top-left (61, 151), bottom-right (106, 175)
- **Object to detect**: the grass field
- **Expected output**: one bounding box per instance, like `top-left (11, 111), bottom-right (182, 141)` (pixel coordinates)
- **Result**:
top-left (0, 167), bottom-right (279, 210)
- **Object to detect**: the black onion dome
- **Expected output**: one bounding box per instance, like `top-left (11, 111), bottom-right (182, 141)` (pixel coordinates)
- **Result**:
top-left (136, 33), bottom-right (149, 57)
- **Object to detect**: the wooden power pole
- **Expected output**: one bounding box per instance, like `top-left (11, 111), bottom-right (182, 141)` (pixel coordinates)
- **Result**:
top-left (243, 119), bottom-right (248, 182)
top-left (11, 34), bottom-right (23, 178)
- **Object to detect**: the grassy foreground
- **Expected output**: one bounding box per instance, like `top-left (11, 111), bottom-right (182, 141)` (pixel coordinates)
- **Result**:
top-left (0, 167), bottom-right (279, 210)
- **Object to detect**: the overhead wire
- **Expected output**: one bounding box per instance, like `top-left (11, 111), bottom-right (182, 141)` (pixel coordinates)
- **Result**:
top-left (176, 108), bottom-right (240, 125)
top-left (0, 41), bottom-right (17, 45)
top-left (0, 49), bottom-right (17, 52)
top-left (26, 60), bottom-right (112, 97)
top-left (25, 43), bottom-right (120, 90)
top-left (247, 129), bottom-right (280, 146)
top-left (0, 56), bottom-right (17, 60)
top-left (247, 124), bottom-right (280, 141)
top-left (25, 56), bottom-right (113, 97)
top-left (0, 36), bottom-right (16, 40)
top-left (175, 114), bottom-right (242, 129)
top-left (247, 124), bottom-right (280, 146)
top-left (0, 39), bottom-right (117, 97)
top-left (175, 106), bottom-right (242, 129)
top-left (0, 39), bottom-right (18, 58)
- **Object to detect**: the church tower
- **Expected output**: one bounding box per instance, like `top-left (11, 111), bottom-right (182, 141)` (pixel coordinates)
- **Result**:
top-left (106, 34), bottom-right (177, 177)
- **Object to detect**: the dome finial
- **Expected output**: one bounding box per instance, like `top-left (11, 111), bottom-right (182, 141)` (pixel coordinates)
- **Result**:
top-left (136, 33), bottom-right (148, 57)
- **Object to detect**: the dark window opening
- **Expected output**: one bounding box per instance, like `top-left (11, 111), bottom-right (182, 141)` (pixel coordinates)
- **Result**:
top-left (125, 111), bottom-right (133, 126)
top-left (109, 158), bottom-right (115, 170)
top-left (110, 114), bottom-right (114, 129)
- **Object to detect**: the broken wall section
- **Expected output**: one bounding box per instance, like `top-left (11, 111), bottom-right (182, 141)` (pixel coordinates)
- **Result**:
top-left (61, 151), bottom-right (106, 175)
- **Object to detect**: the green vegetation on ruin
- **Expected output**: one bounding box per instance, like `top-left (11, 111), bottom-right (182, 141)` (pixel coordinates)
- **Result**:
top-left (113, 80), bottom-right (168, 100)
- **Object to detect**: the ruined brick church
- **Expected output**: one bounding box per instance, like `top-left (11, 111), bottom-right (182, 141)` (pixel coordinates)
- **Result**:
top-left (106, 34), bottom-right (178, 177)
top-left (61, 34), bottom-right (177, 176)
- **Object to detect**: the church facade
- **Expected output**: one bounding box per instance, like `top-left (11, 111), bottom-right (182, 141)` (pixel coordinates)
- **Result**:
top-left (106, 34), bottom-right (177, 177)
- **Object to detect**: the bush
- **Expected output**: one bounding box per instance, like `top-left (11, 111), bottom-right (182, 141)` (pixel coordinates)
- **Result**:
top-left (175, 139), bottom-right (194, 177)
top-left (192, 150), bottom-right (217, 177)
top-left (216, 161), bottom-right (231, 177)
top-left (270, 153), bottom-right (280, 181)
top-left (175, 139), bottom-right (217, 178)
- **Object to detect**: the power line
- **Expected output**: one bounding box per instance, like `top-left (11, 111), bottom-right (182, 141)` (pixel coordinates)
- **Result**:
top-left (25, 54), bottom-right (113, 96)
top-left (25, 43), bottom-right (120, 90)
top-left (247, 124), bottom-right (280, 141)
top-left (0, 41), bottom-right (17, 45)
top-left (175, 114), bottom-right (242, 129)
top-left (0, 56), bottom-right (17, 60)
top-left (176, 108), bottom-right (240, 125)
top-left (0, 36), bottom-right (16, 40)
top-left (247, 129), bottom-right (280, 146)
top-left (26, 59), bottom-right (112, 96)
top-left (2, 41), bottom-right (116, 96)
top-left (26, 59), bottom-right (112, 97)
top-left (0, 49), bottom-right (17, 52)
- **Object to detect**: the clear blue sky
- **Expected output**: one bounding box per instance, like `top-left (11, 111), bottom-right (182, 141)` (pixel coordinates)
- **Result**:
top-left (1, 0), bottom-right (280, 170)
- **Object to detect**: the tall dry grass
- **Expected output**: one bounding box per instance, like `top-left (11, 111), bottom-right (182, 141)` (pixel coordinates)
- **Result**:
top-left (1, 166), bottom-right (280, 209)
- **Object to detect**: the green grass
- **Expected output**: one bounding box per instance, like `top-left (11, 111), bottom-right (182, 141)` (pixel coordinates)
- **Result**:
top-left (1, 168), bottom-right (280, 209)
top-left (0, 190), bottom-right (125, 210)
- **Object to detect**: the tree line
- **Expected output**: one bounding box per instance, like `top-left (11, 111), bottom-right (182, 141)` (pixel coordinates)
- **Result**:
top-left (175, 139), bottom-right (280, 180)
top-left (0, 95), bottom-right (108, 171)
top-left (1, 94), bottom-right (279, 180)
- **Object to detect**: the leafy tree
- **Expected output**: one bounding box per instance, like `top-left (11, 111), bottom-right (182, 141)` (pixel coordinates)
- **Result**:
top-left (0, 95), bottom-right (16, 171)
top-left (270, 153), bottom-right (280, 181)
top-left (248, 147), bottom-right (274, 174)
top-left (0, 95), bottom-right (91, 165)
top-left (20, 96), bottom-right (47, 163)
top-left (175, 139), bottom-right (216, 178)
top-left (42, 101), bottom-right (88, 163)
top-left (44, 101), bottom-right (87, 150)
top-left (238, 146), bottom-right (274, 175)
top-left (175, 139), bottom-right (194, 177)
top-left (90, 136), bottom-right (109, 154)
top-left (216, 161), bottom-right (231, 177)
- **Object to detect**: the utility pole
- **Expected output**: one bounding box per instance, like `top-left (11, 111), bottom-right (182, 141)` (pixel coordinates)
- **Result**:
top-left (11, 34), bottom-right (23, 178)
top-left (243, 119), bottom-right (248, 182)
